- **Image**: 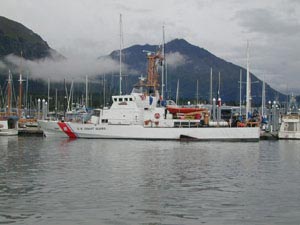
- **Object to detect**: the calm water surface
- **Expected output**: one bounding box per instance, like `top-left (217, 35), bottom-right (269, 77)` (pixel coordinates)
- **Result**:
top-left (0, 137), bottom-right (300, 225)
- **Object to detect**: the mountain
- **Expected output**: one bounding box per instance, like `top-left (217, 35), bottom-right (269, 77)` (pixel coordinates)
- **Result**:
top-left (0, 16), bottom-right (64, 98)
top-left (110, 39), bottom-right (286, 105)
top-left (0, 15), bottom-right (291, 106)
top-left (0, 16), bottom-right (57, 60)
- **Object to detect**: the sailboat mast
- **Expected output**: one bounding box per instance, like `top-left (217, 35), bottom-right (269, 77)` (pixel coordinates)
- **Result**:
top-left (210, 67), bottom-right (212, 105)
top-left (176, 79), bottom-right (179, 105)
top-left (261, 75), bottom-right (265, 116)
top-left (85, 75), bottom-right (88, 108)
top-left (165, 59), bottom-right (168, 99)
top-left (67, 80), bottom-right (74, 111)
top-left (18, 74), bottom-right (23, 118)
top-left (246, 41), bottom-right (251, 120)
top-left (161, 25), bottom-right (165, 100)
top-left (18, 51), bottom-right (23, 118)
top-left (7, 70), bottom-right (12, 116)
top-left (25, 75), bottom-right (28, 115)
top-left (55, 88), bottom-right (58, 119)
top-left (103, 74), bottom-right (106, 108)
top-left (47, 78), bottom-right (50, 113)
top-left (119, 14), bottom-right (123, 95)
top-left (239, 69), bottom-right (242, 115)
top-left (196, 80), bottom-right (199, 105)
top-left (218, 71), bottom-right (221, 99)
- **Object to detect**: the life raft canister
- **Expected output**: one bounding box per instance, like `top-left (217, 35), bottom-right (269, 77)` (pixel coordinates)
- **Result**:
top-left (154, 113), bottom-right (160, 119)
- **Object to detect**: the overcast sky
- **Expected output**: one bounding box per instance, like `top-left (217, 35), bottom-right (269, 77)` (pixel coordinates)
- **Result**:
top-left (1, 0), bottom-right (300, 94)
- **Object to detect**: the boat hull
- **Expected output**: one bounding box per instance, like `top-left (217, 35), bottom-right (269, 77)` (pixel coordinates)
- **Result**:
top-left (38, 120), bottom-right (260, 141)
top-left (278, 115), bottom-right (300, 139)
top-left (0, 120), bottom-right (18, 136)
top-left (0, 129), bottom-right (18, 136)
top-left (38, 120), bottom-right (66, 138)
top-left (278, 131), bottom-right (300, 139)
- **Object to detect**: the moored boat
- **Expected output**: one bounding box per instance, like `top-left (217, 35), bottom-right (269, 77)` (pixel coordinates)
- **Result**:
top-left (0, 70), bottom-right (18, 136)
top-left (278, 95), bottom-right (300, 139)
top-left (38, 49), bottom-right (260, 141)
top-left (0, 116), bottom-right (18, 136)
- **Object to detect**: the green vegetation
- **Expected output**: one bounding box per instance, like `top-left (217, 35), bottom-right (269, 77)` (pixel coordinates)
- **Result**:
top-left (0, 16), bottom-right (51, 59)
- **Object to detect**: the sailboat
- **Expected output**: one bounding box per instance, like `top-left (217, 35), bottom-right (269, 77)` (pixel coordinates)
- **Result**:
top-left (0, 70), bottom-right (18, 136)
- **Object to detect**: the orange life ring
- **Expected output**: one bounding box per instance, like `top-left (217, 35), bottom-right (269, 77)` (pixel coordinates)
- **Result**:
top-left (154, 113), bottom-right (160, 119)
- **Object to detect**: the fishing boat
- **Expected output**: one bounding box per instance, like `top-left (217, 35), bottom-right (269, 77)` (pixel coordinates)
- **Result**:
top-left (278, 95), bottom-right (300, 139)
top-left (38, 49), bottom-right (260, 141)
top-left (0, 70), bottom-right (18, 136)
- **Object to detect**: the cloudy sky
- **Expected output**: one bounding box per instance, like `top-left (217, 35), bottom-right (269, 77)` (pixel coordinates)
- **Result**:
top-left (1, 0), bottom-right (300, 94)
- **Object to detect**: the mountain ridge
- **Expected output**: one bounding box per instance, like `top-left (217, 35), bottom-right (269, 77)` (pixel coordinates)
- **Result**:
top-left (0, 16), bottom-right (55, 60)
top-left (109, 38), bottom-right (285, 105)
top-left (0, 16), bottom-right (292, 106)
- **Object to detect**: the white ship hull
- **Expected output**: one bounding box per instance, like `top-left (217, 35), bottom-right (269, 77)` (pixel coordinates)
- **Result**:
top-left (39, 120), bottom-right (260, 141)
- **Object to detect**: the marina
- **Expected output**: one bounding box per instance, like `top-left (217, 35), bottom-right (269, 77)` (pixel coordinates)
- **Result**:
top-left (38, 49), bottom-right (261, 141)
top-left (1, 2), bottom-right (300, 225)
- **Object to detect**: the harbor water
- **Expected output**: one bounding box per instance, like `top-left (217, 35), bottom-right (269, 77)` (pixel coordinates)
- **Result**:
top-left (1, 137), bottom-right (300, 225)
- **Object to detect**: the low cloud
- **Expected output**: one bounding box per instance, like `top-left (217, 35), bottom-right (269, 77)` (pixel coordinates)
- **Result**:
top-left (165, 52), bottom-right (187, 68)
top-left (0, 61), bottom-right (6, 70)
top-left (3, 52), bottom-right (122, 81)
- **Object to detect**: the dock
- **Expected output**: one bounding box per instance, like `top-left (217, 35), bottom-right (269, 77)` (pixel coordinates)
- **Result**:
top-left (18, 127), bottom-right (44, 137)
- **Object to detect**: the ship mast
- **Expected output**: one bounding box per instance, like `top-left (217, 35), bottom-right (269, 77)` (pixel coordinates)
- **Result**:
top-left (261, 75), bottom-right (266, 116)
top-left (144, 50), bottom-right (163, 93)
top-left (85, 75), bottom-right (88, 108)
top-left (239, 69), bottom-right (242, 115)
top-left (119, 13), bottom-right (123, 95)
top-left (176, 79), bottom-right (179, 105)
top-left (246, 41), bottom-right (251, 121)
top-left (209, 67), bottom-right (212, 105)
top-left (47, 78), bottom-right (50, 113)
top-left (18, 74), bottom-right (23, 118)
top-left (18, 51), bottom-right (23, 118)
top-left (7, 70), bottom-right (12, 116)
top-left (161, 25), bottom-right (165, 100)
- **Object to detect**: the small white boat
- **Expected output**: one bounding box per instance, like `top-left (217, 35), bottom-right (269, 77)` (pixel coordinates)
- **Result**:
top-left (0, 117), bottom-right (18, 136)
top-left (278, 95), bottom-right (300, 139)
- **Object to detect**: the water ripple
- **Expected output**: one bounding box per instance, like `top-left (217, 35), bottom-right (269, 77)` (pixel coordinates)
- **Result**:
top-left (1, 138), bottom-right (300, 224)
